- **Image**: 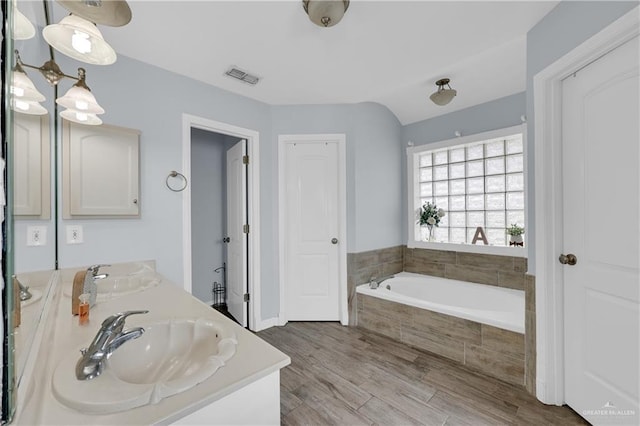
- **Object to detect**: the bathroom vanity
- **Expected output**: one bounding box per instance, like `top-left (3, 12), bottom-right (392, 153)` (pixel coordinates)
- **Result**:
top-left (12, 261), bottom-right (290, 425)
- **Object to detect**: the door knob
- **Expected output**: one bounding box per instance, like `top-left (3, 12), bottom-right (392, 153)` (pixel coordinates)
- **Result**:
top-left (559, 253), bottom-right (577, 265)
top-left (331, 238), bottom-right (338, 244)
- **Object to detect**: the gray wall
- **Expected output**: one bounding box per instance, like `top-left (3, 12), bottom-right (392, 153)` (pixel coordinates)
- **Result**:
top-left (190, 128), bottom-right (229, 304)
top-left (54, 54), bottom-right (279, 318)
top-left (271, 102), bottom-right (403, 254)
top-left (401, 92), bottom-right (526, 249)
top-left (525, 1), bottom-right (638, 270)
top-left (52, 54), bottom-right (403, 321)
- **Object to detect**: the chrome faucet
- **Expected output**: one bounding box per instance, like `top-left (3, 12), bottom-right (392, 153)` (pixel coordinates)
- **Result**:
top-left (13, 276), bottom-right (32, 301)
top-left (83, 264), bottom-right (110, 307)
top-left (75, 310), bottom-right (148, 381)
top-left (369, 275), bottom-right (395, 290)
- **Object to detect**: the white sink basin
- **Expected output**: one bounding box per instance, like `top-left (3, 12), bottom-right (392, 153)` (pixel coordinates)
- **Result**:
top-left (63, 264), bottom-right (161, 301)
top-left (52, 318), bottom-right (237, 414)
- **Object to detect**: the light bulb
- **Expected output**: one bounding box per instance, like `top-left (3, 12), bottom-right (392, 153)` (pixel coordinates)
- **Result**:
top-left (11, 86), bottom-right (25, 97)
top-left (75, 100), bottom-right (89, 110)
top-left (15, 100), bottom-right (29, 111)
top-left (71, 30), bottom-right (92, 54)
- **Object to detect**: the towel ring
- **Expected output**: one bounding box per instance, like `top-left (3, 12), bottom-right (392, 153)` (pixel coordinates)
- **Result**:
top-left (166, 171), bottom-right (188, 192)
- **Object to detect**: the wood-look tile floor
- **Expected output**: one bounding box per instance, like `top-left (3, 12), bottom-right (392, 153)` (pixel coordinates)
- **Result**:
top-left (257, 322), bottom-right (588, 426)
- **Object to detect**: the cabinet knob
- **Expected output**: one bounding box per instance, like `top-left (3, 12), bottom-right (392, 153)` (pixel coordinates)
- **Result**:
top-left (133, 199), bottom-right (138, 204)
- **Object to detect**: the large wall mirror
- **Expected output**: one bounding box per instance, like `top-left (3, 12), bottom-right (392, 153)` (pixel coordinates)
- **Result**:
top-left (3, 0), bottom-right (57, 421)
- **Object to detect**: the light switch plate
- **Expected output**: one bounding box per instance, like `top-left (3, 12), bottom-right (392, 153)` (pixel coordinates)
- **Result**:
top-left (27, 226), bottom-right (47, 246)
top-left (66, 225), bottom-right (84, 244)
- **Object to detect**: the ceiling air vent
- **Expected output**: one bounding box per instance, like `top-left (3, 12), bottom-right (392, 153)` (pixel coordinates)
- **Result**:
top-left (224, 66), bottom-right (260, 86)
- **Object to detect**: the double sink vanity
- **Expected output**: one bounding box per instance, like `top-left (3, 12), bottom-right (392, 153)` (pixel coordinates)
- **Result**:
top-left (12, 261), bottom-right (290, 425)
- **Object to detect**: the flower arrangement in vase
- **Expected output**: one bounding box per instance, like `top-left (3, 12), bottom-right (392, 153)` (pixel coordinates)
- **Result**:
top-left (417, 202), bottom-right (445, 242)
top-left (506, 223), bottom-right (525, 246)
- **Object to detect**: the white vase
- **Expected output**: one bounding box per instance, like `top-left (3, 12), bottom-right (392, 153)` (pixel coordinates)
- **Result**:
top-left (510, 234), bottom-right (523, 245)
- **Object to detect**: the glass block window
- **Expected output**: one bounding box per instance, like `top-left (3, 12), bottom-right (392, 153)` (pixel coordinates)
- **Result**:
top-left (413, 132), bottom-right (525, 247)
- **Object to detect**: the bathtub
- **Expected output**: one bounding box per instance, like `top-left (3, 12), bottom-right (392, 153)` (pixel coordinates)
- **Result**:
top-left (356, 272), bottom-right (524, 333)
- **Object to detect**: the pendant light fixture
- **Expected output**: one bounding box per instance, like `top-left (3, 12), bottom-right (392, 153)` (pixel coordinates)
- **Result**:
top-left (430, 78), bottom-right (457, 106)
top-left (302, 0), bottom-right (350, 28)
top-left (10, 54), bottom-right (47, 115)
top-left (56, 68), bottom-right (105, 125)
top-left (43, 14), bottom-right (117, 65)
top-left (12, 50), bottom-right (105, 125)
top-left (13, 1), bottom-right (36, 40)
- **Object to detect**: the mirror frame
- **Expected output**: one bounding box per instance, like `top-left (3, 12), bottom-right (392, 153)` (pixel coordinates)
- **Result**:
top-left (2, 0), bottom-right (17, 421)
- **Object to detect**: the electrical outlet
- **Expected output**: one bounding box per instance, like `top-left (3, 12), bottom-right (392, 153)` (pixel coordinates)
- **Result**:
top-left (27, 226), bottom-right (47, 247)
top-left (66, 225), bottom-right (84, 244)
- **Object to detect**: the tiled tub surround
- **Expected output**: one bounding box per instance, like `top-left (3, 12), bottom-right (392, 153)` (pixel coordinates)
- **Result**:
top-left (404, 247), bottom-right (528, 291)
top-left (347, 246), bottom-right (404, 325)
top-left (357, 292), bottom-right (526, 386)
top-left (349, 246), bottom-right (533, 390)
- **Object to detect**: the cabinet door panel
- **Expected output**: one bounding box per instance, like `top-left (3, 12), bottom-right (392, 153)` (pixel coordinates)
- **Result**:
top-left (14, 113), bottom-right (50, 219)
top-left (63, 121), bottom-right (140, 218)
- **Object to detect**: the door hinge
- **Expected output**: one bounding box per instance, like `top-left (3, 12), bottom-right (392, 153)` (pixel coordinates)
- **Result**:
top-left (242, 155), bottom-right (249, 165)
top-left (243, 224), bottom-right (250, 234)
top-left (244, 293), bottom-right (250, 302)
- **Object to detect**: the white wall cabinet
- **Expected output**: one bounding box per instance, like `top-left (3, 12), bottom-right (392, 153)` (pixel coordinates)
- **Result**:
top-left (14, 113), bottom-right (51, 219)
top-left (62, 120), bottom-right (140, 218)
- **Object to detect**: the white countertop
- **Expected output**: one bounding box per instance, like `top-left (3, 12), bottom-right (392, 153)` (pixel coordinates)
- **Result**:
top-left (14, 265), bottom-right (290, 425)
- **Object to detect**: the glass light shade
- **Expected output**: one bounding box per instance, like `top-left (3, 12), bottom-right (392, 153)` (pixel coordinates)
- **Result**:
top-left (11, 70), bottom-right (46, 102)
top-left (430, 89), bottom-right (457, 106)
top-left (13, 8), bottom-right (36, 40)
top-left (56, 86), bottom-right (105, 114)
top-left (43, 15), bottom-right (117, 65)
top-left (60, 109), bottom-right (103, 126)
top-left (12, 99), bottom-right (47, 115)
top-left (304, 0), bottom-right (349, 28)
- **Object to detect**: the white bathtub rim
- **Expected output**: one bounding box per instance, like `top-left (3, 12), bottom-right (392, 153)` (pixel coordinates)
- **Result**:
top-left (356, 272), bottom-right (525, 334)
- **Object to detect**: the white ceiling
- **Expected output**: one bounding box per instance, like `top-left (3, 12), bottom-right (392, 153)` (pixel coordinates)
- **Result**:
top-left (54, 0), bottom-right (558, 125)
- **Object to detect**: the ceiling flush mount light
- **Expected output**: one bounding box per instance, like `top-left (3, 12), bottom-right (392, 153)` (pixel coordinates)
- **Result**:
top-left (303, 0), bottom-right (350, 28)
top-left (430, 78), bottom-right (457, 106)
top-left (43, 14), bottom-right (117, 65)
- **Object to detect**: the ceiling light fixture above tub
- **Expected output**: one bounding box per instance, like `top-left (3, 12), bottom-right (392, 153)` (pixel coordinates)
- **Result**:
top-left (303, 0), bottom-right (350, 28)
top-left (430, 78), bottom-right (457, 106)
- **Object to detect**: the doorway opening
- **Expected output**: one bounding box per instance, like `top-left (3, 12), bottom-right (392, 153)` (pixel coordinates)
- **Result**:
top-left (181, 114), bottom-right (261, 330)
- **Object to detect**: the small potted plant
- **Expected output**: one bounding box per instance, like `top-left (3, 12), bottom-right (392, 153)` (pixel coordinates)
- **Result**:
top-left (417, 202), bottom-right (445, 241)
top-left (506, 223), bottom-right (525, 245)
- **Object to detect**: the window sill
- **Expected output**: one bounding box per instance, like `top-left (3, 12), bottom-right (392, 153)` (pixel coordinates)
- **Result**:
top-left (407, 240), bottom-right (526, 258)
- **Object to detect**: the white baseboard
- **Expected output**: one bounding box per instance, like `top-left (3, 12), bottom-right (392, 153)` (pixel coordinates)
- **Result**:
top-left (255, 317), bottom-right (280, 332)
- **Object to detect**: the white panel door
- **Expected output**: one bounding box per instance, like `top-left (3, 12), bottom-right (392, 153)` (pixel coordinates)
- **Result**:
top-left (284, 140), bottom-right (340, 320)
top-left (226, 139), bottom-right (247, 326)
top-left (562, 35), bottom-right (639, 424)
